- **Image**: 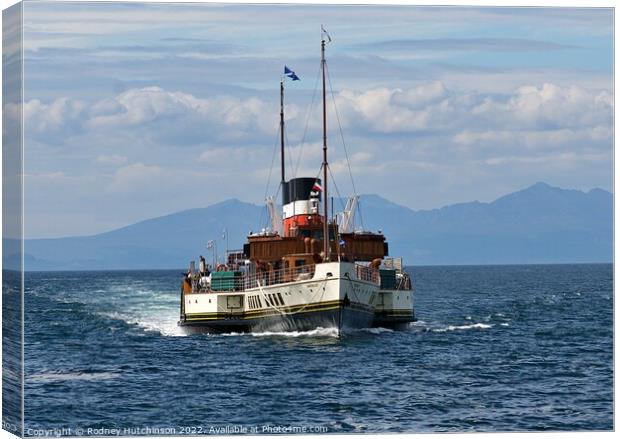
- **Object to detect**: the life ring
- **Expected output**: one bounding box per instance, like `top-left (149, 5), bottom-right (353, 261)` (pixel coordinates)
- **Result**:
top-left (216, 263), bottom-right (227, 272)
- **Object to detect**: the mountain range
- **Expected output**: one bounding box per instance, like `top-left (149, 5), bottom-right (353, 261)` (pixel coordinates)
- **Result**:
top-left (17, 182), bottom-right (613, 270)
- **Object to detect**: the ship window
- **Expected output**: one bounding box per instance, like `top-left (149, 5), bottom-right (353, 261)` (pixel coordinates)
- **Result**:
top-left (277, 293), bottom-right (285, 305)
top-left (295, 259), bottom-right (305, 267)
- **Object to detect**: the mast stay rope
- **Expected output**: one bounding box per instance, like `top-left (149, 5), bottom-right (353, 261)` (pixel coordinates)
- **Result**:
top-left (325, 62), bottom-right (365, 231)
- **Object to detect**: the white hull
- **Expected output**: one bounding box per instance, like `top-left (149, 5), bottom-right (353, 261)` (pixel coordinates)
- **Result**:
top-left (179, 261), bottom-right (413, 334)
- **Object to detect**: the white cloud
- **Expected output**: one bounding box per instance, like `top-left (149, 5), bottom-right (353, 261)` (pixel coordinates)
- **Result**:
top-left (107, 163), bottom-right (165, 193)
top-left (18, 82), bottom-right (612, 230)
top-left (334, 81), bottom-right (612, 137)
top-left (20, 86), bottom-right (287, 146)
top-left (22, 98), bottom-right (86, 138)
top-left (505, 83), bottom-right (612, 128)
top-left (19, 81), bottom-right (612, 167)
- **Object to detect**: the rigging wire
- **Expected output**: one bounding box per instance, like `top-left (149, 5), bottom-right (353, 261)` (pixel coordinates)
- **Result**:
top-left (325, 62), bottom-right (366, 231)
top-left (328, 164), bottom-right (347, 213)
top-left (293, 61), bottom-right (322, 179)
top-left (261, 55), bottom-right (368, 232)
top-left (283, 128), bottom-right (295, 176)
top-left (259, 122), bottom-right (283, 230)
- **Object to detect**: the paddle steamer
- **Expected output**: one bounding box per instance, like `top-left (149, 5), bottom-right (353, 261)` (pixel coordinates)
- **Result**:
top-left (178, 31), bottom-right (415, 334)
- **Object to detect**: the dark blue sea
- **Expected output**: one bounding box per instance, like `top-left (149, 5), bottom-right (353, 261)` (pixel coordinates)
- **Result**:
top-left (20, 264), bottom-right (613, 434)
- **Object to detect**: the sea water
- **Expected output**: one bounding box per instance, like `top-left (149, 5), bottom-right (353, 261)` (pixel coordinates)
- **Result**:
top-left (17, 264), bottom-right (613, 433)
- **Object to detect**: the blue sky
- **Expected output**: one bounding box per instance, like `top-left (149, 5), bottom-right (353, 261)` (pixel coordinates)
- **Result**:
top-left (10, 2), bottom-right (613, 237)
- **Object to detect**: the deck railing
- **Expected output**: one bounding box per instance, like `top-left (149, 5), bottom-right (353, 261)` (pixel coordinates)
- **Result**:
top-left (189, 261), bottom-right (384, 293)
top-left (355, 264), bottom-right (380, 285)
top-left (243, 264), bottom-right (317, 290)
top-left (191, 264), bottom-right (318, 293)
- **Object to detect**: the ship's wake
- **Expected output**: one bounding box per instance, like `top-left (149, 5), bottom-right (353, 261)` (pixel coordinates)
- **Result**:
top-left (29, 277), bottom-right (410, 339)
top-left (28, 277), bottom-right (187, 337)
top-left (221, 327), bottom-right (340, 338)
top-left (90, 283), bottom-right (187, 337)
top-left (410, 316), bottom-right (510, 333)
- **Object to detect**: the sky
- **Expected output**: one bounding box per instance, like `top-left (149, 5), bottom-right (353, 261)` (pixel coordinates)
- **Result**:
top-left (6, 1), bottom-right (614, 238)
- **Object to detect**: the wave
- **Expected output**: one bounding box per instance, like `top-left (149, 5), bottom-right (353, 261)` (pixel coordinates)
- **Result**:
top-left (432, 323), bottom-right (493, 332)
top-left (358, 327), bottom-right (394, 334)
top-left (98, 311), bottom-right (186, 337)
top-left (29, 280), bottom-right (188, 337)
top-left (219, 326), bottom-right (399, 338)
top-left (221, 327), bottom-right (340, 338)
top-left (28, 370), bottom-right (121, 383)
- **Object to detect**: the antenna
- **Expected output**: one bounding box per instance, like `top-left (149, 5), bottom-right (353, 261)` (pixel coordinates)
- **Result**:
top-left (280, 80), bottom-right (285, 205)
top-left (321, 35), bottom-right (329, 261)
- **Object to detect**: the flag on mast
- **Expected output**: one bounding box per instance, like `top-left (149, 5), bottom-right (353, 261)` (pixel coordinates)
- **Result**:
top-left (284, 65), bottom-right (300, 81)
top-left (312, 181), bottom-right (323, 192)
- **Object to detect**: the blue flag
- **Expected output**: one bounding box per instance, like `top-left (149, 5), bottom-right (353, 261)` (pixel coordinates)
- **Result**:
top-left (284, 66), bottom-right (300, 81)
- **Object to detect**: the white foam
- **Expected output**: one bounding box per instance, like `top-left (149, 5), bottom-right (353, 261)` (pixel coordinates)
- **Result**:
top-left (219, 327), bottom-right (340, 338)
top-left (358, 327), bottom-right (394, 334)
top-left (251, 327), bottom-right (340, 338)
top-left (28, 371), bottom-right (120, 383)
top-left (136, 317), bottom-right (187, 337)
top-left (99, 311), bottom-right (186, 337)
top-left (433, 323), bottom-right (493, 332)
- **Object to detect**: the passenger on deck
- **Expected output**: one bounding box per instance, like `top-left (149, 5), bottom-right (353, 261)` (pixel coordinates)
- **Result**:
top-left (199, 255), bottom-right (207, 276)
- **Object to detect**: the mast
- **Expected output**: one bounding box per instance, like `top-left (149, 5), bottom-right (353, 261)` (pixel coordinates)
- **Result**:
top-left (321, 38), bottom-right (329, 261)
top-left (280, 80), bottom-right (285, 205)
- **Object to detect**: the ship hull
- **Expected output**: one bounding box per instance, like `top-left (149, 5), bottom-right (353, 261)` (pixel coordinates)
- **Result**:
top-left (179, 305), bottom-right (375, 334)
top-left (179, 261), bottom-right (379, 335)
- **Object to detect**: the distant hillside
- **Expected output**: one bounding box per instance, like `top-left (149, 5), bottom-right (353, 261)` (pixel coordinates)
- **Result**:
top-left (19, 182), bottom-right (612, 270)
top-left (22, 199), bottom-right (264, 271)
